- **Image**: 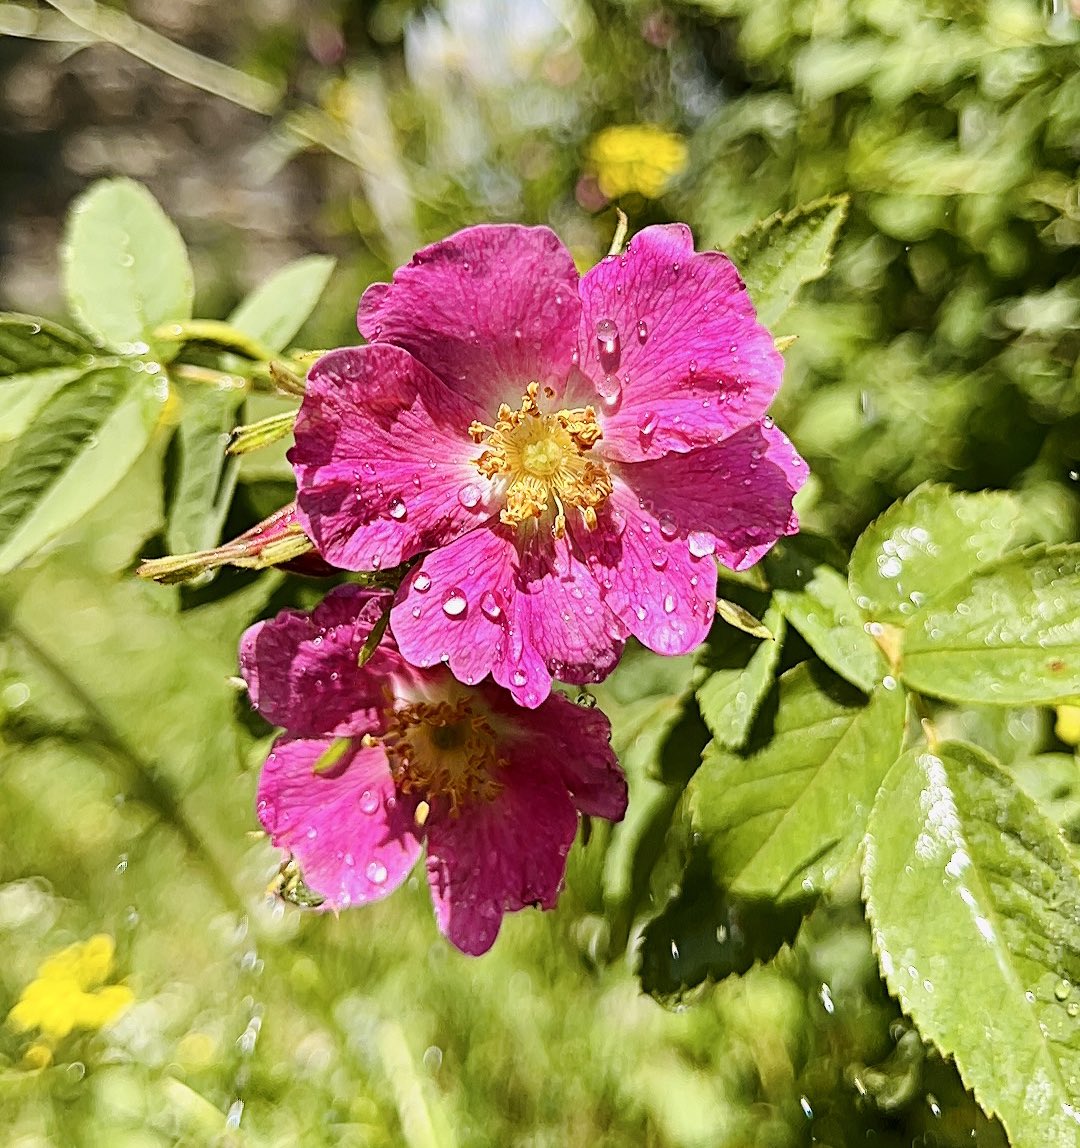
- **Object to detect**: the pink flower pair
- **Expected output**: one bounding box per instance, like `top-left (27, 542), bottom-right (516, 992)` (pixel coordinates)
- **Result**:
top-left (244, 221), bottom-right (805, 951)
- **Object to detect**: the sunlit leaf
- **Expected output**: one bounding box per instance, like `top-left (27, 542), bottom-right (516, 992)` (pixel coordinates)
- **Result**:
top-left (864, 742), bottom-right (1080, 1147)
top-left (62, 178), bottom-right (193, 361)
top-left (694, 663), bottom-right (906, 902)
top-left (0, 365), bottom-right (166, 573)
top-left (729, 195), bottom-right (849, 326)
top-left (227, 255), bottom-right (336, 353)
top-left (901, 546), bottom-right (1080, 706)
top-left (849, 484), bottom-right (1020, 626)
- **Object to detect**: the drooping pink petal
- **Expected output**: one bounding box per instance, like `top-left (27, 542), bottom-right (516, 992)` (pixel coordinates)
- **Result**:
top-left (576, 224), bottom-right (783, 462)
top-left (486, 687), bottom-right (627, 820)
top-left (239, 585), bottom-right (398, 737)
top-left (257, 738), bottom-right (422, 910)
top-left (575, 482), bottom-right (718, 656)
top-left (292, 345), bottom-right (496, 571)
top-left (389, 525), bottom-right (627, 709)
top-left (424, 762), bottom-right (579, 955)
top-left (619, 420), bottom-right (805, 571)
top-left (358, 224), bottom-right (581, 409)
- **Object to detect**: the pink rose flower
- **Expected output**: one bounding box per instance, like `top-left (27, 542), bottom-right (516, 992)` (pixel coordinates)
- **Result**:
top-left (291, 223), bottom-right (806, 707)
top-left (241, 584), bottom-right (627, 955)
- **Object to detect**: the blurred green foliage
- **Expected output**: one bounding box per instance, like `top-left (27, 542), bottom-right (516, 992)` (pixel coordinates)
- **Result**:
top-left (2, 0), bottom-right (1080, 1144)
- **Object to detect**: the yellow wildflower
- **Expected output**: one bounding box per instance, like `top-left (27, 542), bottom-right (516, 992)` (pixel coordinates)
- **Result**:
top-left (1056, 704), bottom-right (1080, 747)
top-left (587, 124), bottom-right (688, 200)
top-left (8, 934), bottom-right (133, 1046)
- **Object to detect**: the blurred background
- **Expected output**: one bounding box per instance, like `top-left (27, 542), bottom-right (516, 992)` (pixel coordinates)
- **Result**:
top-left (1, 0), bottom-right (1079, 1143)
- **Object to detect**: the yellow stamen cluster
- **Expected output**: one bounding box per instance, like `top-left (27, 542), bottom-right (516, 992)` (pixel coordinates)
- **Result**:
top-left (469, 382), bottom-right (612, 538)
top-left (382, 699), bottom-right (504, 815)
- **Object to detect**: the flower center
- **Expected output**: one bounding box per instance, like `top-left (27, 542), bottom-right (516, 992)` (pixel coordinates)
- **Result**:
top-left (469, 382), bottom-right (612, 538)
top-left (382, 699), bottom-right (503, 814)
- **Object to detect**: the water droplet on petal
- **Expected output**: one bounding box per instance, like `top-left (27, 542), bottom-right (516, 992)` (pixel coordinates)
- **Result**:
top-left (359, 790), bottom-right (380, 814)
top-left (688, 531), bottom-right (715, 558)
top-left (688, 359), bottom-right (697, 376)
top-left (595, 317), bottom-right (621, 372)
top-left (366, 861), bottom-right (388, 885)
top-left (442, 588), bottom-right (467, 616)
top-left (411, 606), bottom-right (422, 618)
top-left (511, 669), bottom-right (528, 687)
top-left (388, 497), bottom-right (407, 520)
top-left (480, 590), bottom-right (503, 621)
top-left (414, 572), bottom-right (432, 593)
top-left (639, 410), bottom-right (659, 438)
top-left (658, 513), bottom-right (678, 540)
top-left (595, 372), bottom-right (621, 405)
top-left (636, 319), bottom-right (649, 343)
top-left (663, 594), bottom-right (676, 614)
top-left (458, 483), bottom-right (482, 509)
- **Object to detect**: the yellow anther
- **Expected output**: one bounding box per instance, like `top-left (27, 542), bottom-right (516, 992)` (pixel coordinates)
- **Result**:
top-left (471, 386), bottom-right (612, 536)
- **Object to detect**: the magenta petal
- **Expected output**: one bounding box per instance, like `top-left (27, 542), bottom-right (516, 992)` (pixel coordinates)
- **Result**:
top-left (488, 688), bottom-right (627, 820)
top-left (576, 483), bottom-right (718, 656)
top-left (358, 224), bottom-right (581, 408)
top-left (577, 224), bottom-right (783, 462)
top-left (239, 585), bottom-right (398, 737)
top-left (622, 420), bottom-right (805, 571)
top-left (389, 526), bottom-right (627, 709)
top-left (292, 345), bottom-right (495, 571)
top-left (424, 764), bottom-right (578, 955)
top-left (257, 738), bottom-right (421, 910)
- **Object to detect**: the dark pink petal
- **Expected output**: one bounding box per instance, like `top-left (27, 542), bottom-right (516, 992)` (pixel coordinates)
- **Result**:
top-left (389, 526), bottom-right (627, 709)
top-left (357, 225), bottom-right (581, 409)
top-left (257, 738), bottom-right (422, 910)
top-left (424, 763), bottom-right (578, 955)
top-left (239, 585), bottom-right (398, 737)
top-left (575, 482), bottom-right (718, 656)
top-left (486, 687), bottom-right (627, 820)
top-left (620, 420), bottom-right (805, 571)
top-left (577, 224), bottom-right (783, 462)
top-left (292, 345), bottom-right (496, 571)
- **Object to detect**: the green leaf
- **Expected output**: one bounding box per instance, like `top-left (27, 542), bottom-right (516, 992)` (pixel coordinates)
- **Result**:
top-left (0, 365), bottom-right (166, 573)
top-left (0, 313), bottom-right (102, 442)
top-left (693, 664), bottom-right (906, 903)
top-left (62, 178), bottom-right (193, 360)
top-left (864, 743), bottom-right (1080, 1148)
top-left (695, 592), bottom-right (786, 750)
top-left (767, 536), bottom-right (887, 693)
top-left (850, 484), bottom-right (1020, 626)
top-left (164, 382), bottom-right (246, 556)
top-left (227, 255), bottom-right (336, 353)
top-left (729, 195), bottom-right (849, 326)
top-left (1008, 753), bottom-right (1080, 840)
top-left (901, 546), bottom-right (1080, 706)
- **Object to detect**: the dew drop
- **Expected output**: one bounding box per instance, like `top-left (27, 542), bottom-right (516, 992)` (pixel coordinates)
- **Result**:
top-left (687, 531), bottom-right (715, 558)
top-left (651, 548), bottom-right (668, 571)
top-left (480, 590), bottom-right (503, 621)
top-left (458, 483), bottom-right (482, 509)
top-left (595, 371), bottom-right (621, 405)
top-left (388, 497), bottom-right (407, 520)
top-left (639, 410), bottom-right (659, 438)
top-left (658, 512), bottom-right (678, 540)
top-left (511, 669), bottom-right (528, 687)
top-left (663, 594), bottom-right (676, 614)
top-left (799, 1097), bottom-right (813, 1120)
top-left (366, 861), bottom-right (388, 885)
top-left (595, 317), bottom-right (621, 372)
top-left (687, 359), bottom-right (697, 376)
top-left (359, 790), bottom-right (380, 814)
top-left (636, 318), bottom-right (649, 343)
top-left (442, 588), bottom-right (467, 617)
top-left (414, 572), bottom-right (432, 593)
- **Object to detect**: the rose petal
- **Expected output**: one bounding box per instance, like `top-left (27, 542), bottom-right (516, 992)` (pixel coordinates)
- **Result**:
top-left (292, 345), bottom-right (496, 571)
top-left (620, 420), bottom-right (805, 571)
top-left (239, 585), bottom-right (397, 737)
top-left (358, 224), bottom-right (581, 409)
top-left (389, 525), bottom-right (627, 709)
top-left (487, 687), bottom-right (627, 820)
top-left (257, 738), bottom-right (422, 910)
top-left (577, 223), bottom-right (783, 462)
top-left (424, 762), bottom-right (578, 955)
top-left (575, 482), bottom-right (718, 656)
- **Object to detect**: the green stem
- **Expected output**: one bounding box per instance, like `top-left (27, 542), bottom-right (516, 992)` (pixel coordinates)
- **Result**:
top-left (154, 320), bottom-right (278, 364)
top-left (2, 613), bottom-right (244, 915)
top-left (169, 364), bottom-right (250, 393)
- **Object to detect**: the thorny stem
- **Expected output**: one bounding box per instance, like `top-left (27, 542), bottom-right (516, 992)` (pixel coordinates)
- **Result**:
top-left (1, 612), bottom-right (245, 915)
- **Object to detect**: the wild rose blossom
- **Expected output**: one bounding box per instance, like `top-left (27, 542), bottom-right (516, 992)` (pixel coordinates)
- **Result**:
top-left (291, 223), bottom-right (806, 707)
top-left (241, 584), bottom-right (626, 955)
